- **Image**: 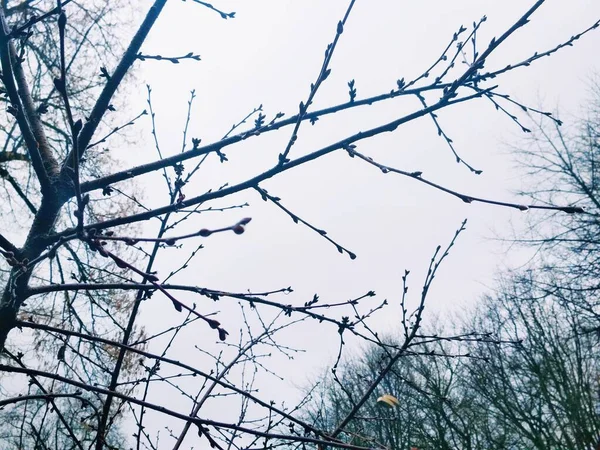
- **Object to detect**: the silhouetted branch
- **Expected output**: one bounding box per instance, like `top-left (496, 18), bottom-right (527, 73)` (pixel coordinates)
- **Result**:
top-left (347, 147), bottom-right (585, 214)
top-left (255, 185), bottom-right (356, 259)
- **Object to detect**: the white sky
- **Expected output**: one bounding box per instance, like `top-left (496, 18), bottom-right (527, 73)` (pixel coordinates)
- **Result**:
top-left (105, 0), bottom-right (600, 446)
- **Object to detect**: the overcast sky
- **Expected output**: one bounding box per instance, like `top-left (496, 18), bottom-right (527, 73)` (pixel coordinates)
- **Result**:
top-left (109, 0), bottom-right (600, 444)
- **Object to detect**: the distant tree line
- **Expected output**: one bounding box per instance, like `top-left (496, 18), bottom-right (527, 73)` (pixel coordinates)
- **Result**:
top-left (308, 84), bottom-right (600, 450)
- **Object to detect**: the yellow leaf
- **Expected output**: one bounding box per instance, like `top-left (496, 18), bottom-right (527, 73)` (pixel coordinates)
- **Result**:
top-left (376, 394), bottom-right (400, 407)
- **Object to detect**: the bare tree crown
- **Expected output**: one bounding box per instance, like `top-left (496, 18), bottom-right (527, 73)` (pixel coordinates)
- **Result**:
top-left (0, 1), bottom-right (597, 449)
